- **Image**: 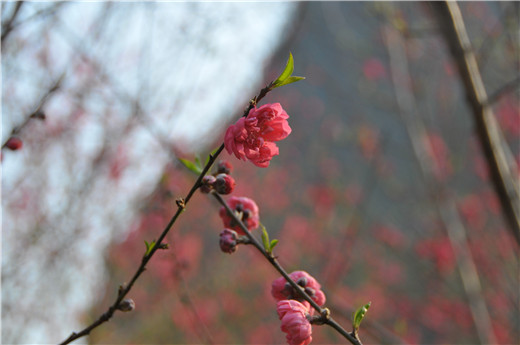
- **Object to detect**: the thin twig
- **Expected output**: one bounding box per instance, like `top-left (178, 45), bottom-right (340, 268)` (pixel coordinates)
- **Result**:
top-left (212, 192), bottom-right (363, 345)
top-left (1, 1), bottom-right (24, 43)
top-left (172, 255), bottom-right (215, 345)
top-left (2, 72), bottom-right (65, 149)
top-left (487, 75), bottom-right (520, 106)
top-left (2, 2), bottom-right (67, 46)
top-left (58, 144), bottom-right (224, 345)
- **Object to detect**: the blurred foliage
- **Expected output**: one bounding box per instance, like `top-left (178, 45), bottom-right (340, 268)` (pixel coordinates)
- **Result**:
top-left (1, 2), bottom-right (296, 343)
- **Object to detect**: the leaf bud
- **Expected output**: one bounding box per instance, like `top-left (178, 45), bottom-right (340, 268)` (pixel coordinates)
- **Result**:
top-left (117, 298), bottom-right (135, 312)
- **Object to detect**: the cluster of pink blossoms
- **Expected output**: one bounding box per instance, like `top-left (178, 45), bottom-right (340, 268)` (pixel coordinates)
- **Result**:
top-left (220, 102), bottom-right (325, 344)
top-left (272, 271), bottom-right (327, 345)
top-left (224, 103), bottom-right (292, 167)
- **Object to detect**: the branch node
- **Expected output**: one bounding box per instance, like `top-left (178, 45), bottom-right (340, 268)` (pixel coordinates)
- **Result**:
top-left (308, 308), bottom-right (331, 325)
top-left (175, 198), bottom-right (186, 209)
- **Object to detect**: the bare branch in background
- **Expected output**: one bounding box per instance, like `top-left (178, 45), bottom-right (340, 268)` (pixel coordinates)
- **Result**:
top-left (383, 20), bottom-right (498, 345)
top-left (431, 1), bottom-right (520, 244)
top-left (1, 1), bottom-right (24, 43)
top-left (487, 75), bottom-right (520, 106)
top-left (2, 2), bottom-right (67, 46)
top-left (1, 72), bottom-right (64, 149)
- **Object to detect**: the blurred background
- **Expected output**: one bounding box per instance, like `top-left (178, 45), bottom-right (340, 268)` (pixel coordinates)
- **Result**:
top-left (2, 2), bottom-right (518, 344)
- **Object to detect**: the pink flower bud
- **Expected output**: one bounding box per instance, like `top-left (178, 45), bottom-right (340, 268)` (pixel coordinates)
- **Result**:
top-left (219, 229), bottom-right (238, 253)
top-left (213, 173), bottom-right (236, 195)
top-left (200, 175), bottom-right (216, 194)
top-left (217, 160), bottom-right (233, 174)
top-left (224, 103), bottom-right (291, 167)
top-left (5, 137), bottom-right (23, 151)
top-left (277, 300), bottom-right (313, 345)
top-left (219, 196), bottom-right (260, 235)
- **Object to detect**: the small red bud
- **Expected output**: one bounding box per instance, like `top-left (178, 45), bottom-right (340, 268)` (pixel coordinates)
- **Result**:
top-left (5, 137), bottom-right (23, 151)
top-left (219, 229), bottom-right (238, 254)
top-left (297, 277), bottom-right (308, 287)
top-left (214, 173), bottom-right (236, 195)
top-left (200, 175), bottom-right (216, 194)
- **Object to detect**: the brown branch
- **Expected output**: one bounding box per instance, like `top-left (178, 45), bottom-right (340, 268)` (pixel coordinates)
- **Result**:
top-left (430, 1), bottom-right (520, 245)
top-left (58, 145), bottom-right (225, 345)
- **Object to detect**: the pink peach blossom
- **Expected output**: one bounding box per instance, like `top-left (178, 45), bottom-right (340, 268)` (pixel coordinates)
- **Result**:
top-left (224, 103), bottom-right (291, 167)
top-left (219, 196), bottom-right (259, 234)
top-left (277, 300), bottom-right (313, 345)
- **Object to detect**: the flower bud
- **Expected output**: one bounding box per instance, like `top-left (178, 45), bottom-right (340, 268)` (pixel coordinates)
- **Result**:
top-left (5, 137), bottom-right (23, 151)
top-left (304, 287), bottom-right (316, 297)
top-left (297, 277), bottom-right (308, 287)
top-left (117, 298), bottom-right (135, 312)
top-left (213, 173), bottom-right (236, 195)
top-left (200, 175), bottom-right (216, 194)
top-left (217, 160), bottom-right (233, 174)
top-left (219, 229), bottom-right (238, 254)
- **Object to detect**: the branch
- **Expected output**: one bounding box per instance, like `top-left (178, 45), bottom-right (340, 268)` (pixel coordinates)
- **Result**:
top-left (2, 72), bottom-right (65, 149)
top-left (2, 2), bottom-right (67, 46)
top-left (1, 1), bottom-right (23, 44)
top-left (58, 82), bottom-right (274, 345)
top-left (383, 20), bottom-right (498, 345)
top-left (212, 192), bottom-right (363, 345)
top-left (430, 1), bottom-right (520, 245)
top-left (487, 75), bottom-right (520, 106)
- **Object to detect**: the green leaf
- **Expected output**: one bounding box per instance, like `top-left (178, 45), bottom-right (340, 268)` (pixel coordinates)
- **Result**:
top-left (144, 240), bottom-right (156, 256)
top-left (353, 302), bottom-right (371, 331)
top-left (270, 239), bottom-right (279, 251)
top-left (179, 158), bottom-right (202, 175)
top-left (194, 155), bottom-right (202, 169)
top-left (273, 52), bottom-right (295, 86)
top-left (272, 76), bottom-right (305, 89)
top-left (261, 225), bottom-right (270, 252)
